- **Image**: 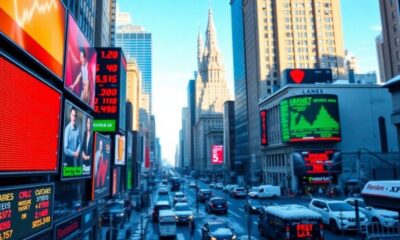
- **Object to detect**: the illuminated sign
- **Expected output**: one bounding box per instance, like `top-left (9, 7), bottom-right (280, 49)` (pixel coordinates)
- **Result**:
top-left (55, 216), bottom-right (80, 240)
top-left (302, 176), bottom-right (334, 184)
top-left (260, 110), bottom-right (268, 146)
top-left (112, 167), bottom-right (120, 196)
top-left (114, 134), bottom-right (126, 165)
top-left (0, 55), bottom-right (61, 173)
top-left (296, 224), bottom-right (313, 238)
top-left (94, 48), bottom-right (127, 132)
top-left (284, 69), bottom-right (332, 85)
top-left (126, 131), bottom-right (133, 190)
top-left (61, 100), bottom-right (93, 179)
top-left (0, 184), bottom-right (54, 240)
top-left (92, 133), bottom-right (111, 200)
top-left (211, 145), bottom-right (224, 165)
top-left (280, 94), bottom-right (341, 142)
top-left (293, 150), bottom-right (342, 176)
top-left (145, 147), bottom-right (150, 169)
top-left (64, 14), bottom-right (97, 108)
top-left (0, 0), bottom-right (66, 79)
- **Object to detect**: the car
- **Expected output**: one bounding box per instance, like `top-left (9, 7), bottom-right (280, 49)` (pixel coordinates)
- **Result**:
top-left (209, 182), bottom-right (216, 188)
top-left (230, 186), bottom-right (247, 198)
top-left (345, 198), bottom-right (399, 227)
top-left (247, 187), bottom-right (260, 198)
top-left (205, 197), bottom-right (228, 215)
top-left (198, 189), bottom-right (213, 203)
top-left (309, 198), bottom-right (368, 233)
top-left (258, 204), bottom-right (324, 239)
top-left (152, 201), bottom-right (171, 222)
top-left (244, 199), bottom-right (264, 214)
top-left (102, 202), bottom-right (126, 228)
top-left (159, 209), bottom-right (177, 237)
top-left (204, 178), bottom-right (211, 184)
top-left (189, 181), bottom-right (197, 188)
top-left (159, 187), bottom-right (169, 195)
top-left (201, 220), bottom-right (236, 240)
top-left (173, 192), bottom-right (187, 204)
top-left (224, 184), bottom-right (236, 193)
top-left (249, 185), bottom-right (281, 199)
top-left (227, 185), bottom-right (239, 195)
top-left (174, 202), bottom-right (194, 224)
top-left (215, 183), bottom-right (224, 190)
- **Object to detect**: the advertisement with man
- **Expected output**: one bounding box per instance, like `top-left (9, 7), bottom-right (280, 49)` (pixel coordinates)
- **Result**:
top-left (64, 14), bottom-right (96, 108)
top-left (62, 100), bottom-right (93, 179)
top-left (92, 133), bottom-right (111, 200)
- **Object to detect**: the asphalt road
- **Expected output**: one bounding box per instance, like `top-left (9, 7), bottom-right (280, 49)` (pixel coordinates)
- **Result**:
top-left (147, 179), bottom-right (362, 240)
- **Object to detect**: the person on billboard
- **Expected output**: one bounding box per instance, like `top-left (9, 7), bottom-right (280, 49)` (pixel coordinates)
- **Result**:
top-left (81, 117), bottom-right (93, 172)
top-left (94, 139), bottom-right (104, 187)
top-left (68, 47), bottom-right (91, 104)
top-left (63, 107), bottom-right (81, 167)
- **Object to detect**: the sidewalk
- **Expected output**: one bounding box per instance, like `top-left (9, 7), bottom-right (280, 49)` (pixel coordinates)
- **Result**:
top-left (128, 211), bottom-right (150, 240)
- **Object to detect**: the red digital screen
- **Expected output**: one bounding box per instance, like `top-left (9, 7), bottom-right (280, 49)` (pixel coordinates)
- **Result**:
top-left (94, 48), bottom-right (123, 132)
top-left (111, 167), bottom-right (120, 196)
top-left (211, 145), bottom-right (224, 165)
top-left (296, 224), bottom-right (313, 238)
top-left (303, 150), bottom-right (334, 174)
top-left (260, 110), bottom-right (268, 146)
top-left (145, 147), bottom-right (150, 169)
top-left (0, 55), bottom-right (61, 172)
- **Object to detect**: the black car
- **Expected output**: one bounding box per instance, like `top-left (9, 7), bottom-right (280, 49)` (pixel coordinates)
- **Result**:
top-left (244, 200), bottom-right (263, 215)
top-left (205, 197), bottom-right (228, 215)
top-left (198, 189), bottom-right (213, 203)
top-left (102, 202), bottom-right (126, 228)
top-left (201, 220), bottom-right (236, 240)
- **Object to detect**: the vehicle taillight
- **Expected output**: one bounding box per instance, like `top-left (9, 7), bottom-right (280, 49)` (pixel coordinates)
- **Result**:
top-left (319, 222), bottom-right (324, 240)
top-left (285, 225), bottom-right (290, 240)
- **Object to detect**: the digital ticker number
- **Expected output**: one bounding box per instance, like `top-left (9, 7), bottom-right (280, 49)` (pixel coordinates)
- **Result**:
top-left (101, 50), bottom-right (119, 60)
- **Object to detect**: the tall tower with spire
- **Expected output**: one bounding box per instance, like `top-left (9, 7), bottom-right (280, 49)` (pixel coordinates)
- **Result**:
top-left (193, 8), bottom-right (231, 173)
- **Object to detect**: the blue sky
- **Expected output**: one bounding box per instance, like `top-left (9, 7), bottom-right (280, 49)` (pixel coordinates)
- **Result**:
top-left (117, 0), bottom-right (382, 165)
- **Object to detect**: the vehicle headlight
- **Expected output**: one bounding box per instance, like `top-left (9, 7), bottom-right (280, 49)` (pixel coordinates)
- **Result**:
top-left (189, 215), bottom-right (193, 220)
top-left (117, 212), bottom-right (124, 217)
top-left (211, 237), bottom-right (217, 240)
top-left (232, 234), bottom-right (237, 240)
top-left (175, 216), bottom-right (179, 220)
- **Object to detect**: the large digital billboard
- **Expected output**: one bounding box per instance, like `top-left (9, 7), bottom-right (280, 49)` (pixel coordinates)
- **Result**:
top-left (94, 48), bottom-right (126, 132)
top-left (91, 133), bottom-right (111, 200)
top-left (0, 0), bottom-right (66, 79)
top-left (211, 145), bottom-right (224, 165)
top-left (114, 134), bottom-right (126, 165)
top-left (0, 183), bottom-right (54, 240)
top-left (0, 54), bottom-right (61, 173)
top-left (280, 94), bottom-right (341, 142)
top-left (293, 150), bottom-right (342, 176)
top-left (62, 100), bottom-right (93, 179)
top-left (64, 14), bottom-right (96, 108)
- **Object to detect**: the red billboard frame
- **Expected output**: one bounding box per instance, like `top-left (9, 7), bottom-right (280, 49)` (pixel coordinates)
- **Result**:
top-left (211, 145), bottom-right (224, 165)
top-left (0, 53), bottom-right (61, 174)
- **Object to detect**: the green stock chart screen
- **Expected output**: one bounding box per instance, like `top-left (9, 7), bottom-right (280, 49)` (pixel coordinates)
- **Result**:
top-left (280, 94), bottom-right (341, 142)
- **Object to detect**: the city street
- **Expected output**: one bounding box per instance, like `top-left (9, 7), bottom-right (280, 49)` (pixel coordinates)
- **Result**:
top-left (145, 179), bottom-right (362, 240)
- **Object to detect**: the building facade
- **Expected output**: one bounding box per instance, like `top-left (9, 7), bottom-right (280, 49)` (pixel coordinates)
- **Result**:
top-left (94, 0), bottom-right (113, 47)
top-left (376, 34), bottom-right (386, 83)
top-left (126, 59), bottom-right (141, 131)
top-left (230, 0), bottom-right (250, 179)
top-left (241, 0), bottom-right (346, 184)
top-left (378, 0), bottom-right (400, 82)
top-left (115, 19), bottom-right (153, 113)
top-left (186, 79), bottom-right (196, 170)
top-left (193, 9), bottom-right (230, 173)
top-left (344, 49), bottom-right (359, 74)
top-left (384, 76), bottom-right (400, 152)
top-left (259, 84), bottom-right (399, 193)
top-left (224, 101), bottom-right (235, 183)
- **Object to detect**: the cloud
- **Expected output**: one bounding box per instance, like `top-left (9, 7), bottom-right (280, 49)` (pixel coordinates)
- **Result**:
top-left (370, 25), bottom-right (382, 32)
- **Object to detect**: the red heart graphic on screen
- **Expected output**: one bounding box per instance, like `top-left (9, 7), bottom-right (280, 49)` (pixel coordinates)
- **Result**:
top-left (290, 69), bottom-right (305, 84)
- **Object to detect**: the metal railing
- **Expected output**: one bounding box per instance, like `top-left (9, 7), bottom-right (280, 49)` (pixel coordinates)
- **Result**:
top-left (365, 222), bottom-right (400, 240)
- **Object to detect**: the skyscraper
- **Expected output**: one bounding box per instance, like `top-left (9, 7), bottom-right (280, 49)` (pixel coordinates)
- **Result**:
top-left (230, 0), bottom-right (249, 178)
top-left (378, 0), bottom-right (400, 82)
top-left (238, 0), bottom-right (346, 181)
top-left (115, 14), bottom-right (153, 113)
top-left (186, 79), bottom-right (196, 170)
top-left (193, 9), bottom-right (231, 173)
top-left (94, 0), bottom-right (113, 47)
top-left (126, 59), bottom-right (142, 131)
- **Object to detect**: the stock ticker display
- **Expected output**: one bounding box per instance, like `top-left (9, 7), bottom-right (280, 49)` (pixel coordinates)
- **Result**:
top-left (0, 184), bottom-right (54, 240)
top-left (280, 94), bottom-right (341, 142)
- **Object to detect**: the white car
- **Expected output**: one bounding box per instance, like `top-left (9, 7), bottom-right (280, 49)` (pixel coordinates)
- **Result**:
top-left (248, 187), bottom-right (260, 198)
top-left (345, 198), bottom-right (399, 227)
top-left (309, 199), bottom-right (368, 233)
top-left (189, 181), bottom-right (197, 188)
top-left (174, 203), bottom-right (194, 224)
top-left (215, 183), bottom-right (224, 189)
